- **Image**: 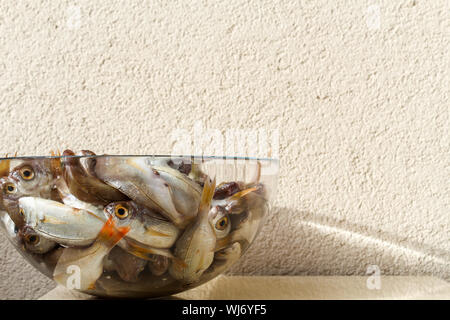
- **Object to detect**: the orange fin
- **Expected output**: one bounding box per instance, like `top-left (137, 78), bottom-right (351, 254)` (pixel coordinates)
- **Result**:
top-left (0, 157), bottom-right (10, 177)
top-left (97, 217), bottom-right (130, 247)
top-left (229, 186), bottom-right (258, 201)
top-left (50, 151), bottom-right (63, 178)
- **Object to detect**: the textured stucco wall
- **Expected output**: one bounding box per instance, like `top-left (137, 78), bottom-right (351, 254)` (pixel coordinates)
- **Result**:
top-left (0, 1), bottom-right (448, 299)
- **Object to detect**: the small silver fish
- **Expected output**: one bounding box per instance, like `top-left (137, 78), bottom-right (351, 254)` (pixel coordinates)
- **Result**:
top-left (19, 196), bottom-right (178, 262)
top-left (213, 184), bottom-right (268, 251)
top-left (151, 165), bottom-right (202, 220)
top-left (209, 205), bottom-right (231, 239)
top-left (2, 208), bottom-right (57, 254)
top-left (0, 211), bottom-right (60, 278)
top-left (104, 201), bottom-right (181, 249)
top-left (53, 217), bottom-right (129, 291)
top-left (1, 210), bottom-right (57, 254)
top-left (94, 157), bottom-right (194, 228)
top-left (169, 178), bottom-right (217, 283)
top-left (19, 226), bottom-right (58, 254)
top-left (215, 205), bottom-right (267, 252)
top-left (0, 159), bottom-right (56, 227)
top-left (55, 178), bottom-right (106, 219)
top-left (19, 197), bottom-right (105, 246)
top-left (61, 150), bottom-right (128, 205)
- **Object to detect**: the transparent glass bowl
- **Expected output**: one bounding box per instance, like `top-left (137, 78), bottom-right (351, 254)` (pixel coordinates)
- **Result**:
top-left (0, 155), bottom-right (278, 298)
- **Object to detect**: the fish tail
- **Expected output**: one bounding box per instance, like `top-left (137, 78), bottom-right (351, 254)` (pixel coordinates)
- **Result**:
top-left (97, 217), bottom-right (130, 247)
top-left (199, 177), bottom-right (216, 217)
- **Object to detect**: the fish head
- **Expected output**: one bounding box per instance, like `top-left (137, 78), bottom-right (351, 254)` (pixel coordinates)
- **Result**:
top-left (209, 205), bottom-right (231, 239)
top-left (104, 201), bottom-right (138, 228)
top-left (18, 225), bottom-right (56, 254)
top-left (1, 176), bottom-right (22, 201)
top-left (0, 176), bottom-right (26, 227)
top-left (8, 160), bottom-right (53, 197)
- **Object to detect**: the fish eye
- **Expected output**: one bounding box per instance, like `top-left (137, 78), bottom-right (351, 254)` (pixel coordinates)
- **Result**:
top-left (114, 204), bottom-right (129, 219)
top-left (25, 234), bottom-right (40, 245)
top-left (4, 183), bottom-right (16, 194)
top-left (19, 208), bottom-right (25, 217)
top-left (215, 216), bottom-right (229, 231)
top-left (19, 165), bottom-right (35, 180)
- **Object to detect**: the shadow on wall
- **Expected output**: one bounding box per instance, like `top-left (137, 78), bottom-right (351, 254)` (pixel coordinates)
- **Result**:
top-left (228, 206), bottom-right (450, 280)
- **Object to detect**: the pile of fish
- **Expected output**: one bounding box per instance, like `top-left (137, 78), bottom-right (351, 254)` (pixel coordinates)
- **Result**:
top-left (0, 151), bottom-right (267, 297)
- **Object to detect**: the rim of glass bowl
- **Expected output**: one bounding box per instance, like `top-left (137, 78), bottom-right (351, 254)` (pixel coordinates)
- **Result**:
top-left (0, 154), bottom-right (279, 163)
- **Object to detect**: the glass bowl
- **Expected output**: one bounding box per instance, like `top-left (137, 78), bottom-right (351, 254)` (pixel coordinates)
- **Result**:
top-left (0, 153), bottom-right (278, 298)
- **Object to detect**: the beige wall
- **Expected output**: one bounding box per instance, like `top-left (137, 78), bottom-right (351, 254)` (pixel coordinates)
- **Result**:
top-left (0, 1), bottom-right (448, 299)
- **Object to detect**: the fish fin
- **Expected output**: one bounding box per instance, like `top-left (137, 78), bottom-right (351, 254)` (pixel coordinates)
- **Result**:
top-left (189, 161), bottom-right (207, 183)
top-left (128, 243), bottom-right (173, 260)
top-left (97, 217), bottom-right (130, 247)
top-left (215, 234), bottom-right (232, 251)
top-left (224, 186), bottom-right (259, 214)
top-left (55, 178), bottom-right (68, 197)
top-left (251, 161), bottom-right (261, 184)
top-left (0, 157), bottom-right (10, 177)
top-left (229, 186), bottom-right (258, 201)
top-left (199, 177), bottom-right (216, 217)
top-left (50, 151), bottom-right (63, 179)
